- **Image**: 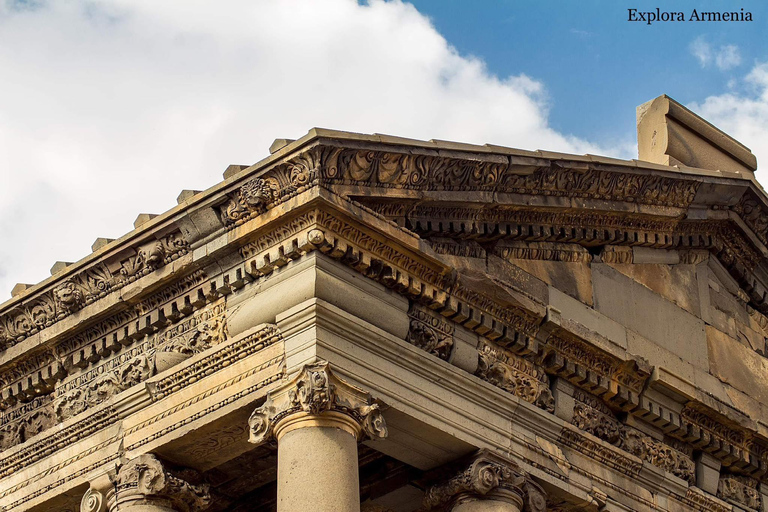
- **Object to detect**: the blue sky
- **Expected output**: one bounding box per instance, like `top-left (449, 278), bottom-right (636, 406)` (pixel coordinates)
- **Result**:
top-left (1, 0), bottom-right (767, 296)
top-left (410, 0), bottom-right (768, 150)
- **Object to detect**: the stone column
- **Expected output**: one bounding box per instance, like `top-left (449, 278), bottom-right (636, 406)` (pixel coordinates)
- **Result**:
top-left (99, 454), bottom-right (210, 512)
top-left (248, 362), bottom-right (388, 512)
top-left (422, 451), bottom-right (547, 512)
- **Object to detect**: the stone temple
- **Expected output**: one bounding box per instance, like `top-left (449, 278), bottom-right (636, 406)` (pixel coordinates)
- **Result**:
top-left (1, 94), bottom-right (768, 512)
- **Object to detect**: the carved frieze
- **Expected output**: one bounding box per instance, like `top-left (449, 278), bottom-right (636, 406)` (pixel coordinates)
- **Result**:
top-left (324, 149), bottom-right (700, 208)
top-left (571, 392), bottom-right (622, 445)
top-left (621, 428), bottom-right (695, 484)
top-left (0, 395), bottom-right (55, 451)
top-left (676, 488), bottom-right (732, 512)
top-left (220, 148), bottom-right (328, 227)
top-left (248, 362), bottom-right (387, 444)
top-left (54, 302), bottom-right (227, 422)
top-left (718, 474), bottom-right (761, 510)
top-left (475, 341), bottom-right (554, 413)
top-left (733, 192), bottom-right (768, 247)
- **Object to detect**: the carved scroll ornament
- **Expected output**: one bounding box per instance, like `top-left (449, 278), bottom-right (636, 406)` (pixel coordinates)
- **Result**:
top-left (113, 454), bottom-right (210, 512)
top-left (248, 361), bottom-right (387, 445)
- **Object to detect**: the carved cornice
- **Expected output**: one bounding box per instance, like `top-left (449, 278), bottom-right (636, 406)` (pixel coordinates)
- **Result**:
top-left (112, 454), bottom-right (210, 512)
top-left (541, 330), bottom-right (651, 410)
top-left (569, 392), bottom-right (695, 484)
top-left (422, 450), bottom-right (546, 511)
top-left (248, 361), bottom-right (387, 444)
top-left (676, 404), bottom-right (768, 479)
top-left (0, 231), bottom-right (188, 350)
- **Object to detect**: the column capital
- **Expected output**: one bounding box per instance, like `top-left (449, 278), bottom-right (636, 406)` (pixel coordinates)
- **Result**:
top-left (110, 454), bottom-right (211, 512)
top-left (248, 361), bottom-right (388, 444)
top-left (423, 451), bottom-right (547, 512)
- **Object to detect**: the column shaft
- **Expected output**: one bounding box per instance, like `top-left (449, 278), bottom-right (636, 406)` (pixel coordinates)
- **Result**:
top-left (277, 425), bottom-right (360, 512)
top-left (453, 500), bottom-right (521, 512)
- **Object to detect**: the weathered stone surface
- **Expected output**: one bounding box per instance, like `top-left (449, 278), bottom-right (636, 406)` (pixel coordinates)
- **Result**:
top-left (592, 263), bottom-right (708, 369)
top-left (506, 258), bottom-right (592, 306)
top-left (4, 99), bottom-right (768, 512)
top-left (708, 325), bottom-right (768, 404)
top-left (606, 262), bottom-right (700, 316)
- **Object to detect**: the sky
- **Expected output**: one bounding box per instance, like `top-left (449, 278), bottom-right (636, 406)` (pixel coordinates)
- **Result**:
top-left (1, 0), bottom-right (767, 299)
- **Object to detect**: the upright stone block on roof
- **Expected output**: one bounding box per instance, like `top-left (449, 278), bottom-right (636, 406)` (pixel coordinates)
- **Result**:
top-left (637, 94), bottom-right (758, 175)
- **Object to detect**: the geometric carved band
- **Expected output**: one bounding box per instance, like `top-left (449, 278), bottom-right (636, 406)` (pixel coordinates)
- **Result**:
top-left (423, 450), bottom-right (547, 511)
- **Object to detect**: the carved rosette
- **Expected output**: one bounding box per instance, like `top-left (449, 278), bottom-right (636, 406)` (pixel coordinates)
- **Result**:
top-left (248, 361), bottom-right (387, 444)
top-left (111, 454), bottom-right (211, 512)
top-left (423, 451), bottom-right (546, 511)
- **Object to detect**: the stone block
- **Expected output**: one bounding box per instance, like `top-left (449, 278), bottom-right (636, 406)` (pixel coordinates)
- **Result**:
top-left (176, 189), bottom-right (201, 204)
top-left (604, 262), bottom-right (700, 316)
top-left (10, 283), bottom-right (33, 297)
top-left (222, 164), bottom-right (249, 178)
top-left (592, 264), bottom-right (708, 369)
top-left (695, 452), bottom-right (721, 495)
top-left (269, 139), bottom-right (296, 154)
top-left (551, 377), bottom-right (576, 423)
top-left (507, 257), bottom-right (593, 306)
top-left (632, 247), bottom-right (680, 265)
top-left (707, 325), bottom-right (768, 406)
top-left (133, 213), bottom-right (158, 228)
top-left (550, 286), bottom-right (627, 352)
top-left (50, 261), bottom-right (73, 275)
top-left (90, 237), bottom-right (114, 252)
top-left (450, 326), bottom-right (479, 374)
top-left (637, 94), bottom-right (757, 174)
top-left (628, 331), bottom-right (695, 389)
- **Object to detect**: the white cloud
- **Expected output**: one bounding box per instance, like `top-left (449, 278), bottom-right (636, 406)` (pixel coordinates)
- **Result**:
top-left (689, 62), bottom-right (768, 170)
top-left (690, 36), bottom-right (712, 67)
top-left (689, 36), bottom-right (741, 71)
top-left (0, 0), bottom-right (618, 298)
top-left (715, 45), bottom-right (742, 71)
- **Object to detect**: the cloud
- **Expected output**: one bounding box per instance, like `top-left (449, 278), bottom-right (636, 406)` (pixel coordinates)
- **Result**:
top-left (0, 0), bottom-right (618, 299)
top-left (689, 62), bottom-right (768, 169)
top-left (715, 45), bottom-right (742, 71)
top-left (689, 36), bottom-right (741, 70)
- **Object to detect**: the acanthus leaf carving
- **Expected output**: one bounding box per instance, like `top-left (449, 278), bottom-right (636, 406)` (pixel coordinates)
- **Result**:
top-left (475, 341), bottom-right (554, 413)
top-left (114, 454), bottom-right (210, 512)
top-left (324, 148), bottom-right (700, 207)
top-left (422, 450), bottom-right (544, 512)
top-left (248, 361), bottom-right (387, 445)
